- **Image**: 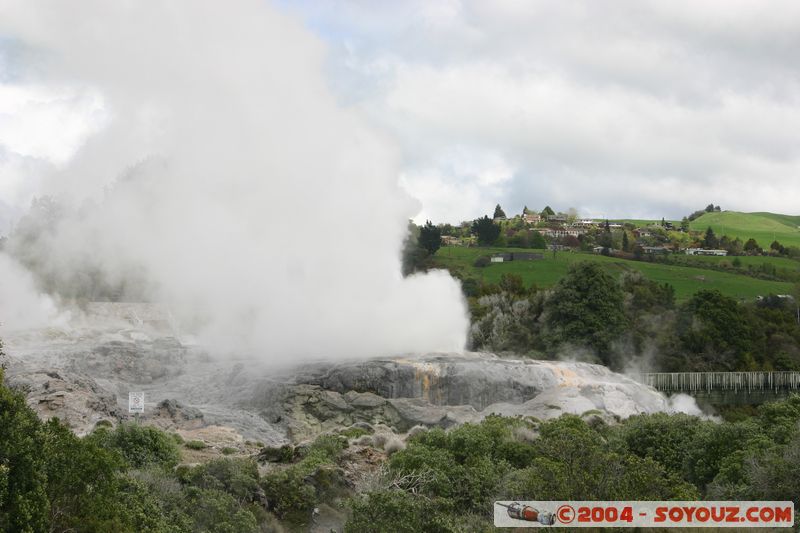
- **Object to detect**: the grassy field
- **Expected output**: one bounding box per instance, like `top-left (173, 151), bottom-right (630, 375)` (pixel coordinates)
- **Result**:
top-left (669, 253), bottom-right (800, 270)
top-left (434, 246), bottom-right (794, 302)
top-left (689, 211), bottom-right (800, 249)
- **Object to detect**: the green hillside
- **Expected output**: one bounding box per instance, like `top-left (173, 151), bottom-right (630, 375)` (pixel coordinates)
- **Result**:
top-left (689, 211), bottom-right (800, 249)
top-left (435, 246), bottom-right (793, 302)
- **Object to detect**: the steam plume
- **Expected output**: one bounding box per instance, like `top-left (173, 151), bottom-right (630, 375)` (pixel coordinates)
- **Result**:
top-left (0, 0), bottom-right (468, 360)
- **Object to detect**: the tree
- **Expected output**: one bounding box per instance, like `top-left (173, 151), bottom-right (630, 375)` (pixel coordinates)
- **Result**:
top-left (493, 204), bottom-right (507, 219)
top-left (770, 240), bottom-right (786, 256)
top-left (681, 217), bottom-right (690, 232)
top-left (705, 204), bottom-right (715, 213)
top-left (545, 262), bottom-right (628, 364)
top-left (418, 221), bottom-right (441, 256)
top-left (522, 205), bottom-right (529, 215)
top-left (702, 227), bottom-right (719, 249)
top-left (0, 365), bottom-right (49, 532)
top-left (499, 273), bottom-right (526, 296)
top-left (541, 206), bottom-right (555, 217)
top-left (671, 290), bottom-right (756, 371)
top-left (470, 216), bottom-right (501, 246)
top-left (529, 231), bottom-right (546, 249)
top-left (744, 238), bottom-right (762, 255)
top-left (622, 231), bottom-right (630, 252)
top-left (42, 419), bottom-right (127, 532)
top-left (87, 423), bottom-right (181, 469)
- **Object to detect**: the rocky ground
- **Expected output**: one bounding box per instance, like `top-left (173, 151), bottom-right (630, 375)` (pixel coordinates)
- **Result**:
top-left (2, 303), bottom-right (679, 449)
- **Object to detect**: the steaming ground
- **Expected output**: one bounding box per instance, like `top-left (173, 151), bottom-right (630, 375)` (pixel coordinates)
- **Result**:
top-left (0, 0), bottom-right (468, 361)
top-left (1, 303), bottom-right (705, 445)
top-left (0, 2), bottom-right (711, 442)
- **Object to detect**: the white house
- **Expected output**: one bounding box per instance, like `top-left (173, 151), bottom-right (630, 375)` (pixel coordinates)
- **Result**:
top-left (685, 248), bottom-right (728, 256)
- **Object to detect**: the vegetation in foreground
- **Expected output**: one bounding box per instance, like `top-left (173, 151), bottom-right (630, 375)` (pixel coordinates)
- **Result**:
top-left (3, 355), bottom-right (798, 531)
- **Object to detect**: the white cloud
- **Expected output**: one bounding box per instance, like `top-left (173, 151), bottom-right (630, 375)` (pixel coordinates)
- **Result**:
top-left (285, 0), bottom-right (800, 221)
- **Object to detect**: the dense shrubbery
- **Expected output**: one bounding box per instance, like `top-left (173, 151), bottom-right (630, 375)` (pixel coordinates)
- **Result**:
top-left (2, 350), bottom-right (799, 531)
top-left (0, 357), bottom-right (347, 532)
top-left (348, 399), bottom-right (800, 531)
top-left (469, 261), bottom-right (800, 372)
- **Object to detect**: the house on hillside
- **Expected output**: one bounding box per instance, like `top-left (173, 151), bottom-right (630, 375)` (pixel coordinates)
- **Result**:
top-left (546, 214), bottom-right (568, 223)
top-left (490, 252), bottom-right (542, 263)
top-left (440, 235), bottom-right (462, 246)
top-left (523, 213), bottom-right (542, 224)
top-left (539, 227), bottom-right (587, 239)
top-left (685, 248), bottom-right (727, 256)
top-left (641, 246), bottom-right (671, 255)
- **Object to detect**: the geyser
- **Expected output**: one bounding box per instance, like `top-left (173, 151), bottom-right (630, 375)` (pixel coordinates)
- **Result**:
top-left (0, 0), bottom-right (468, 359)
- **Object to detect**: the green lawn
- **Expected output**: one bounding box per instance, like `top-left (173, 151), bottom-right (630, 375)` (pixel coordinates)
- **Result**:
top-left (434, 246), bottom-right (794, 302)
top-left (669, 254), bottom-right (800, 270)
top-left (690, 211), bottom-right (800, 249)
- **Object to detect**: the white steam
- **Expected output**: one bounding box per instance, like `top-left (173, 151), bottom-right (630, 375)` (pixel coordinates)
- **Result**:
top-left (0, 0), bottom-right (468, 360)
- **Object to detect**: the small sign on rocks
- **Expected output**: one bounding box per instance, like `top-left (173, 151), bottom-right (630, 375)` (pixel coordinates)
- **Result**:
top-left (129, 391), bottom-right (145, 414)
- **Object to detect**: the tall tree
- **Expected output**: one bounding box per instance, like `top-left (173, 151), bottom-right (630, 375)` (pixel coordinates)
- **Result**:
top-left (703, 227), bottom-right (719, 249)
top-left (0, 361), bottom-right (49, 532)
top-left (418, 220), bottom-right (442, 256)
top-left (681, 217), bottom-right (690, 232)
top-left (622, 231), bottom-right (630, 252)
top-left (545, 262), bottom-right (628, 364)
top-left (471, 216), bottom-right (501, 246)
top-left (493, 204), bottom-right (507, 219)
top-left (671, 290), bottom-right (756, 371)
top-left (541, 206), bottom-right (555, 217)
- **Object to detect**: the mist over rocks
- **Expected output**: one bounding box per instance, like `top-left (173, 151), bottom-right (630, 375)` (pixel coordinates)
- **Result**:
top-left (1, 305), bottom-right (692, 445)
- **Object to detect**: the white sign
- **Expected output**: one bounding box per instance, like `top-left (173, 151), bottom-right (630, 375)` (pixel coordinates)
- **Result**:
top-left (128, 391), bottom-right (145, 414)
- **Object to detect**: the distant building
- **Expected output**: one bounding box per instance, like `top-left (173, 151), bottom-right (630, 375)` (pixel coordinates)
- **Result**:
top-left (546, 214), bottom-right (568, 223)
top-left (641, 246), bottom-right (671, 254)
top-left (523, 213), bottom-right (542, 224)
top-left (490, 252), bottom-right (542, 263)
top-left (539, 227), bottom-right (587, 239)
top-left (593, 246), bottom-right (616, 255)
top-left (440, 235), bottom-right (462, 246)
top-left (685, 248), bottom-right (727, 256)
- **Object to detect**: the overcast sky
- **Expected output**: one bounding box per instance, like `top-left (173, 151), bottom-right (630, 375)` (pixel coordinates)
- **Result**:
top-left (2, 0), bottom-right (800, 225)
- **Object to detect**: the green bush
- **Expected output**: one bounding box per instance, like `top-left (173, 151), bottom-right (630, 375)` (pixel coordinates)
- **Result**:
top-left (185, 458), bottom-right (260, 504)
top-left (260, 467), bottom-right (315, 520)
top-left (185, 440), bottom-right (206, 450)
top-left (88, 423), bottom-right (181, 469)
top-left (0, 368), bottom-right (49, 532)
top-left (347, 491), bottom-right (474, 533)
top-left (184, 487), bottom-right (259, 533)
top-left (221, 447), bottom-right (237, 455)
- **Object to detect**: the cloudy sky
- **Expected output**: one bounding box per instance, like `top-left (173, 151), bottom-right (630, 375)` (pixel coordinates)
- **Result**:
top-left (2, 0), bottom-right (800, 226)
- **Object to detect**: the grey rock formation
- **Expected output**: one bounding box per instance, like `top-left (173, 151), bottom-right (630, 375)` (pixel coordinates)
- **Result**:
top-left (2, 303), bottom-right (685, 446)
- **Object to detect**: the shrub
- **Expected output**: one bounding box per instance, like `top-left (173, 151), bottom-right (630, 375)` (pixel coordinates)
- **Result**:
top-left (260, 467), bottom-right (315, 520)
top-left (87, 423), bottom-right (181, 469)
top-left (384, 438), bottom-right (405, 456)
top-left (185, 440), bottom-right (206, 450)
top-left (347, 491), bottom-right (464, 533)
top-left (185, 458), bottom-right (261, 504)
top-left (221, 447), bottom-right (237, 455)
